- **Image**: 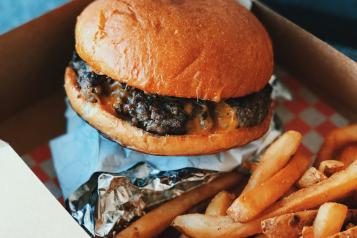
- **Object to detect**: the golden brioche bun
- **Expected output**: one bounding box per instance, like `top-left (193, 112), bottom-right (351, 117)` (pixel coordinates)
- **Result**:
top-left (75, 0), bottom-right (273, 101)
top-left (65, 67), bottom-right (272, 156)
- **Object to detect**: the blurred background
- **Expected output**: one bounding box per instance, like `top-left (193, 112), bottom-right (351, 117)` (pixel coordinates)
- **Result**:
top-left (0, 0), bottom-right (356, 60)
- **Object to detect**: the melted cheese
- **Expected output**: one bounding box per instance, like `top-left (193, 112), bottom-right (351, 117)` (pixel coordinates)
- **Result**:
top-left (184, 103), bottom-right (193, 115)
top-left (186, 103), bottom-right (238, 134)
top-left (216, 102), bottom-right (239, 130)
top-left (186, 114), bottom-right (214, 134)
top-left (100, 96), bottom-right (117, 115)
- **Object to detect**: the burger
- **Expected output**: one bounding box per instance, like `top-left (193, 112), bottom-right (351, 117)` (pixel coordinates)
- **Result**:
top-left (64, 0), bottom-right (273, 156)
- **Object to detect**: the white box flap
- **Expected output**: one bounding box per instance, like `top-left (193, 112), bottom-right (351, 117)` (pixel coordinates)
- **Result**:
top-left (0, 141), bottom-right (90, 238)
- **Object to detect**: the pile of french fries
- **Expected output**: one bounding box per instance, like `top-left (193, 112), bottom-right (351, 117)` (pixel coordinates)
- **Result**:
top-left (114, 125), bottom-right (357, 238)
top-left (172, 125), bottom-right (357, 238)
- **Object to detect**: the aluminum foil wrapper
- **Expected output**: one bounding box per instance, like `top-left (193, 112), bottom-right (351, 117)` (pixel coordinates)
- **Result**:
top-left (68, 163), bottom-right (217, 237)
top-left (60, 75), bottom-right (291, 237)
top-left (67, 119), bottom-right (285, 237)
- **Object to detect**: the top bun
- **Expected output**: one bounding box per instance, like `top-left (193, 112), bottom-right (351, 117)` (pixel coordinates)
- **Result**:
top-left (75, 0), bottom-right (273, 101)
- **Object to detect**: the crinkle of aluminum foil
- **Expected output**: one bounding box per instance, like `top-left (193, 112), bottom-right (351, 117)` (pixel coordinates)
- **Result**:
top-left (67, 163), bottom-right (217, 237)
top-left (67, 75), bottom-right (290, 237)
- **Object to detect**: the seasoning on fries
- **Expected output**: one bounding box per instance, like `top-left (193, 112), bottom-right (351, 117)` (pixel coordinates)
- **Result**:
top-left (261, 210), bottom-right (317, 238)
top-left (297, 167), bottom-right (327, 188)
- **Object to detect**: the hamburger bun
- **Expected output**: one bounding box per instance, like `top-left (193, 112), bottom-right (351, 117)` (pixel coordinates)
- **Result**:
top-left (75, 0), bottom-right (273, 102)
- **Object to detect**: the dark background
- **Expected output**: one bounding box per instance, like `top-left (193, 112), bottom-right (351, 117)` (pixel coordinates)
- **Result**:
top-left (261, 0), bottom-right (357, 60)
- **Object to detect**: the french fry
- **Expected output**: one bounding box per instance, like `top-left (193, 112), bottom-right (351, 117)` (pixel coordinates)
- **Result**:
top-left (315, 124), bottom-right (357, 167)
top-left (242, 130), bottom-right (302, 194)
top-left (301, 226), bottom-right (314, 238)
top-left (228, 152), bottom-right (311, 222)
top-left (319, 160), bottom-right (345, 177)
top-left (337, 143), bottom-right (357, 167)
top-left (173, 162), bottom-right (357, 238)
top-left (260, 209), bottom-right (356, 238)
top-left (283, 186), bottom-right (298, 198)
top-left (172, 214), bottom-right (261, 238)
top-left (264, 161), bottom-right (357, 218)
top-left (261, 210), bottom-right (317, 238)
top-left (116, 171), bottom-right (242, 238)
top-left (205, 191), bottom-right (235, 216)
top-left (179, 235), bottom-right (189, 238)
top-left (313, 202), bottom-right (348, 238)
top-left (255, 234), bottom-right (268, 238)
top-left (297, 167), bottom-right (327, 188)
top-left (173, 209), bottom-right (354, 238)
top-left (327, 226), bottom-right (357, 238)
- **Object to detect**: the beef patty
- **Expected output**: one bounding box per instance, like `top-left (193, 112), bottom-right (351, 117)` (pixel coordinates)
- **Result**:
top-left (70, 52), bottom-right (272, 135)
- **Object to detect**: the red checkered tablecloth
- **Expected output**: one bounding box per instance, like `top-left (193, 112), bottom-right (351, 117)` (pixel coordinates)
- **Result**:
top-left (21, 72), bottom-right (349, 202)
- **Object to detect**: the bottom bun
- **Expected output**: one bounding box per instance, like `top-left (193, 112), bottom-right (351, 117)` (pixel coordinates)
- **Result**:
top-left (65, 67), bottom-right (272, 156)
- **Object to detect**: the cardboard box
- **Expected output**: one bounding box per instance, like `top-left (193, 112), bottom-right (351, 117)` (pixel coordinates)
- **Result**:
top-left (0, 141), bottom-right (90, 237)
top-left (1, 0), bottom-right (356, 155)
top-left (0, 0), bottom-right (356, 236)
